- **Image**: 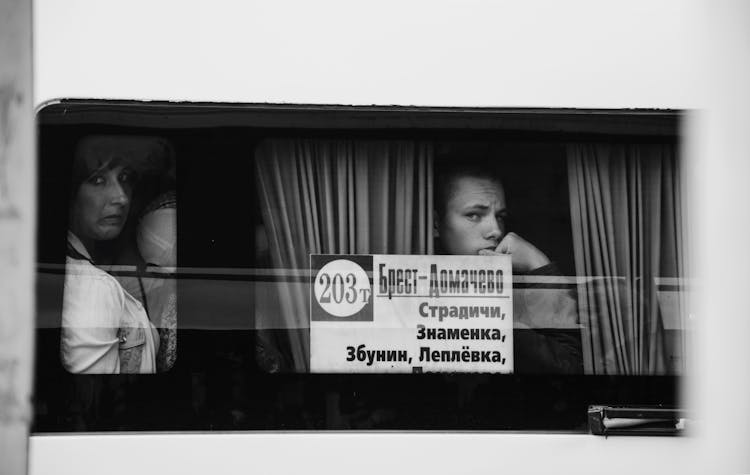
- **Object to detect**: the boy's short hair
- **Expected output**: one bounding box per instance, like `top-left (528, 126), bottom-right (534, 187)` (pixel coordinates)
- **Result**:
top-left (434, 148), bottom-right (503, 218)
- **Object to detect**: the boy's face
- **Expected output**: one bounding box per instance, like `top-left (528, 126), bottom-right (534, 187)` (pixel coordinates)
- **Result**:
top-left (437, 176), bottom-right (507, 255)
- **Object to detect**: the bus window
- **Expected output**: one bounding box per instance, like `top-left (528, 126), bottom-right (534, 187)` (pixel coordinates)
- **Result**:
top-left (254, 139), bottom-right (685, 377)
top-left (34, 101), bottom-right (684, 432)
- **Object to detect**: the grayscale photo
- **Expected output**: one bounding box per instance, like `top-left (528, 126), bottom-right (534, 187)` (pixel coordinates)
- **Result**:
top-left (11, 1), bottom-right (750, 473)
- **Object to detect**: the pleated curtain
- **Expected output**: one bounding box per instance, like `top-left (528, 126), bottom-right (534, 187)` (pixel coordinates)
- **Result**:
top-left (567, 143), bottom-right (685, 375)
top-left (255, 139), bottom-right (434, 371)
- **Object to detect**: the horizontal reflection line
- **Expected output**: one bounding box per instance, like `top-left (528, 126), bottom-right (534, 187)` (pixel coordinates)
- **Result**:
top-left (375, 294), bottom-right (510, 299)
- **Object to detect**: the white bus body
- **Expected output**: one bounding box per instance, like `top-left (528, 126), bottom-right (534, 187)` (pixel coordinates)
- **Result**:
top-left (29, 1), bottom-right (750, 473)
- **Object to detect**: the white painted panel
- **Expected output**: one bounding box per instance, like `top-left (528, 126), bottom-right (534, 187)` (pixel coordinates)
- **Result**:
top-left (30, 433), bottom-right (698, 475)
top-left (34, 0), bottom-right (695, 108)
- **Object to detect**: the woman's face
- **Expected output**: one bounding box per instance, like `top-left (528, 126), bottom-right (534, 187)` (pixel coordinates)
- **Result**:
top-left (70, 165), bottom-right (134, 242)
top-left (437, 176), bottom-right (507, 255)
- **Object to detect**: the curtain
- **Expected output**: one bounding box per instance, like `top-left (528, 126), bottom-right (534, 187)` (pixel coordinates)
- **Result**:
top-left (255, 139), bottom-right (434, 371)
top-left (567, 143), bottom-right (685, 375)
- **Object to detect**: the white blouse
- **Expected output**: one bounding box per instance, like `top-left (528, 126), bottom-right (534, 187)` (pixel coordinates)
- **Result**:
top-left (61, 232), bottom-right (159, 373)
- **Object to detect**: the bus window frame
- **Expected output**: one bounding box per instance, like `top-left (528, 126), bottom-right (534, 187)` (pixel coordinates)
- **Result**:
top-left (34, 99), bottom-right (683, 434)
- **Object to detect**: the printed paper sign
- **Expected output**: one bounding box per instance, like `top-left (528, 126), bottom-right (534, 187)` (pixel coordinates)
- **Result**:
top-left (310, 254), bottom-right (513, 373)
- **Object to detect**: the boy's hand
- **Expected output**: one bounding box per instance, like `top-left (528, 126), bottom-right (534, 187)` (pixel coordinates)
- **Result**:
top-left (478, 232), bottom-right (550, 272)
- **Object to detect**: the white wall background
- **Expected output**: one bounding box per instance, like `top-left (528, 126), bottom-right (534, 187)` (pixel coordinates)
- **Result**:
top-left (31, 0), bottom-right (750, 474)
top-left (35, 0), bottom-right (696, 109)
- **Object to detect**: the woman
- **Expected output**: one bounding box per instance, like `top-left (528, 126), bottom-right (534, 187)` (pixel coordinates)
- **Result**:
top-left (61, 135), bottom-right (169, 374)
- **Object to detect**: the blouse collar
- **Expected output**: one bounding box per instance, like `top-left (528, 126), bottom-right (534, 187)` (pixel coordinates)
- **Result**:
top-left (67, 231), bottom-right (93, 261)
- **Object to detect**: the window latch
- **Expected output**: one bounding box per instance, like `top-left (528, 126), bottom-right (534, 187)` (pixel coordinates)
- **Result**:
top-left (588, 405), bottom-right (687, 436)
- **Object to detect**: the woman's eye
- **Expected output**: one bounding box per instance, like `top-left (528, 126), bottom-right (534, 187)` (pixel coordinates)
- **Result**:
top-left (119, 172), bottom-right (132, 183)
top-left (88, 175), bottom-right (105, 185)
top-left (466, 213), bottom-right (480, 222)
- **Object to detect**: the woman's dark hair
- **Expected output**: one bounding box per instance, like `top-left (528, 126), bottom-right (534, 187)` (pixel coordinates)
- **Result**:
top-left (71, 135), bottom-right (174, 190)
